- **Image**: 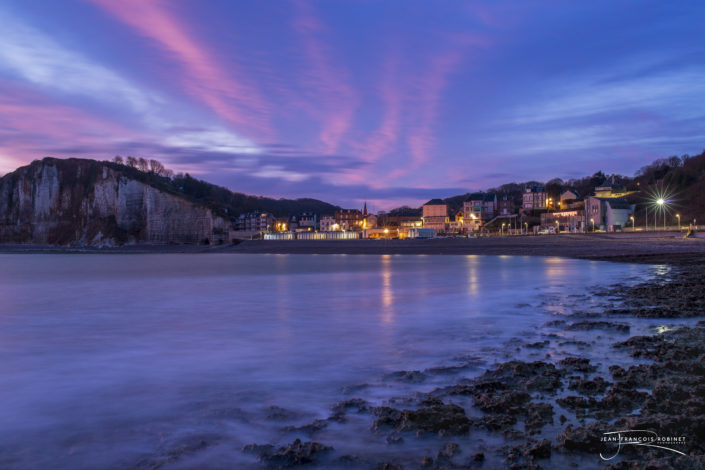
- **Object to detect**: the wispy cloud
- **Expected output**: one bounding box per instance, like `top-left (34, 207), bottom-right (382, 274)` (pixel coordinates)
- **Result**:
top-left (291, 0), bottom-right (357, 154)
top-left (87, 0), bottom-right (274, 139)
top-left (0, 9), bottom-right (159, 117)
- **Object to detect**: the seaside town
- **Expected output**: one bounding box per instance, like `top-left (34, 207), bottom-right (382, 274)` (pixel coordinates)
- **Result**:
top-left (233, 175), bottom-right (691, 241)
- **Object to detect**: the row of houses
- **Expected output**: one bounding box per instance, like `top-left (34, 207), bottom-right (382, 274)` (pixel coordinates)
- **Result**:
top-left (237, 203), bottom-right (377, 233)
top-left (239, 176), bottom-right (636, 238)
top-left (420, 176), bottom-right (635, 234)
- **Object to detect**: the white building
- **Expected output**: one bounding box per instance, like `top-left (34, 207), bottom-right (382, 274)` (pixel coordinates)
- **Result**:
top-left (523, 186), bottom-right (547, 210)
top-left (319, 215), bottom-right (337, 232)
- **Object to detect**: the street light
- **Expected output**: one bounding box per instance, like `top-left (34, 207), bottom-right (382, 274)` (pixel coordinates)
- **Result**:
top-left (524, 222), bottom-right (528, 234)
top-left (630, 216), bottom-right (634, 231)
top-left (656, 198), bottom-right (665, 231)
top-left (676, 214), bottom-right (680, 231)
top-left (555, 220), bottom-right (559, 233)
top-left (502, 223), bottom-right (506, 236)
top-left (590, 218), bottom-right (595, 232)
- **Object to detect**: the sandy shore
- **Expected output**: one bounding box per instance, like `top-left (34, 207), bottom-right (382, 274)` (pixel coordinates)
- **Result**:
top-left (227, 232), bottom-right (705, 263)
top-left (2, 233), bottom-right (705, 264)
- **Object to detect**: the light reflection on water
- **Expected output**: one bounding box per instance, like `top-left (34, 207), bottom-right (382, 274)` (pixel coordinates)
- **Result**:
top-left (0, 253), bottom-right (651, 469)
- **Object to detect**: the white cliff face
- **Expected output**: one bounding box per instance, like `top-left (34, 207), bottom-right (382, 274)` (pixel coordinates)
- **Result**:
top-left (0, 158), bottom-right (231, 245)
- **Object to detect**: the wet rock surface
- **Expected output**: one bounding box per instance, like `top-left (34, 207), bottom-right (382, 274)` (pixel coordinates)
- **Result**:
top-left (241, 258), bottom-right (705, 468)
top-left (243, 438), bottom-right (333, 468)
top-left (371, 403), bottom-right (471, 436)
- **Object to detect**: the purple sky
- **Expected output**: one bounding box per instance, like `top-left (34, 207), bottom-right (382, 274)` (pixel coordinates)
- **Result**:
top-left (1, 1), bottom-right (703, 209)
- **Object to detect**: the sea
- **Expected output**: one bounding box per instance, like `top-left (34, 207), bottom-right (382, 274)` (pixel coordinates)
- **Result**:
top-left (0, 253), bottom-right (664, 469)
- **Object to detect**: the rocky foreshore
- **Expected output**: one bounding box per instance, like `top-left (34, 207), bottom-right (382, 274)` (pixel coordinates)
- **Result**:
top-left (240, 257), bottom-right (705, 469)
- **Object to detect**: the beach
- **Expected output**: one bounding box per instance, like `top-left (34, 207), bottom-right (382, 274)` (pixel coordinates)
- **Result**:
top-left (2, 232), bottom-right (704, 263)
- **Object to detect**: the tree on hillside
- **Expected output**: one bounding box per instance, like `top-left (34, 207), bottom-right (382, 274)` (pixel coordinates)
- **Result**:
top-left (149, 159), bottom-right (166, 176)
top-left (126, 156), bottom-right (137, 168)
top-left (545, 178), bottom-right (564, 199)
top-left (113, 155), bottom-right (124, 165)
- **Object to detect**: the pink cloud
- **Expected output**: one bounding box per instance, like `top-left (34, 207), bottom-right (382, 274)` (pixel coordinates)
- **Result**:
top-left (0, 82), bottom-right (136, 172)
top-left (405, 33), bottom-right (490, 175)
top-left (87, 0), bottom-right (273, 140)
top-left (291, 0), bottom-right (358, 154)
top-left (357, 55), bottom-right (402, 164)
top-left (407, 52), bottom-right (463, 168)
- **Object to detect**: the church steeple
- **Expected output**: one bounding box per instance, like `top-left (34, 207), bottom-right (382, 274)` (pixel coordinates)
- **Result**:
top-left (363, 202), bottom-right (368, 216)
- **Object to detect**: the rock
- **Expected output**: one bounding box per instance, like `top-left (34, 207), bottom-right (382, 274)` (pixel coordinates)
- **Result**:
top-left (136, 436), bottom-right (216, 469)
top-left (527, 439), bottom-right (551, 459)
top-left (558, 340), bottom-right (590, 347)
top-left (437, 442), bottom-right (460, 458)
top-left (385, 434), bottom-right (404, 445)
top-left (525, 340), bottom-right (550, 349)
top-left (0, 157), bottom-right (231, 245)
top-left (243, 438), bottom-right (333, 468)
top-left (376, 464), bottom-right (403, 470)
top-left (469, 414), bottom-right (517, 431)
top-left (525, 403), bottom-right (554, 433)
top-left (383, 370), bottom-right (428, 383)
top-left (282, 419), bottom-right (329, 435)
top-left (566, 321), bottom-right (630, 333)
top-left (425, 364), bottom-right (472, 375)
top-left (558, 357), bottom-right (597, 373)
top-left (372, 404), bottom-right (471, 435)
top-left (556, 422), bottom-right (605, 453)
top-left (266, 406), bottom-right (300, 421)
top-left (331, 398), bottom-right (368, 415)
top-left (474, 390), bottom-right (531, 414)
top-left (475, 361), bottom-right (565, 392)
top-left (568, 376), bottom-right (611, 395)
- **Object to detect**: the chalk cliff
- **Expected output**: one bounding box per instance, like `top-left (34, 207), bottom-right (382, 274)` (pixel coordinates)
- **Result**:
top-left (0, 158), bottom-right (231, 245)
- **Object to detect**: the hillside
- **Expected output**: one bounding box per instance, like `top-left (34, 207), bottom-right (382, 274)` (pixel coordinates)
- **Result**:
top-left (0, 157), bottom-right (339, 245)
top-left (392, 150), bottom-right (705, 223)
top-left (100, 158), bottom-right (340, 219)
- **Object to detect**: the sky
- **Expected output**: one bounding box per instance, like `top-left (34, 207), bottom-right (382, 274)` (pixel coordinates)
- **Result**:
top-left (0, 1), bottom-right (703, 209)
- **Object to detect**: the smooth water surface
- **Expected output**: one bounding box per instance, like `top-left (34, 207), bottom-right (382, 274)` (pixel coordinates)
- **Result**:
top-left (0, 254), bottom-right (651, 469)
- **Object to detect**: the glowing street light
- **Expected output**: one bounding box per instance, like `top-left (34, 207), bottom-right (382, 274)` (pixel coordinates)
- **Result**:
top-left (555, 220), bottom-right (559, 234)
top-left (656, 198), bottom-right (666, 231)
top-left (524, 222), bottom-right (528, 234)
top-left (590, 218), bottom-right (595, 232)
top-left (501, 222), bottom-right (506, 236)
top-left (676, 213), bottom-right (680, 231)
top-left (630, 216), bottom-right (634, 231)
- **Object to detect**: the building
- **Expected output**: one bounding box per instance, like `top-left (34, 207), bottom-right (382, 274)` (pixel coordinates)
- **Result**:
top-left (265, 231), bottom-right (360, 240)
top-left (540, 210), bottom-right (585, 233)
top-left (236, 211), bottom-right (276, 232)
top-left (446, 209), bottom-right (463, 233)
top-left (581, 176), bottom-right (636, 232)
top-left (379, 215), bottom-right (423, 228)
top-left (365, 214), bottom-right (378, 228)
top-left (594, 175), bottom-right (632, 198)
top-left (336, 209), bottom-right (364, 230)
top-left (319, 215), bottom-right (337, 232)
top-left (463, 193), bottom-right (497, 231)
top-left (299, 211), bottom-right (318, 230)
top-left (522, 186), bottom-right (547, 210)
top-left (585, 197), bottom-right (635, 232)
top-left (422, 199), bottom-right (449, 232)
top-left (274, 218), bottom-right (289, 232)
top-left (407, 228), bottom-right (436, 239)
top-left (497, 195), bottom-right (515, 215)
top-left (363, 227), bottom-right (396, 239)
top-left (559, 190), bottom-right (579, 209)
